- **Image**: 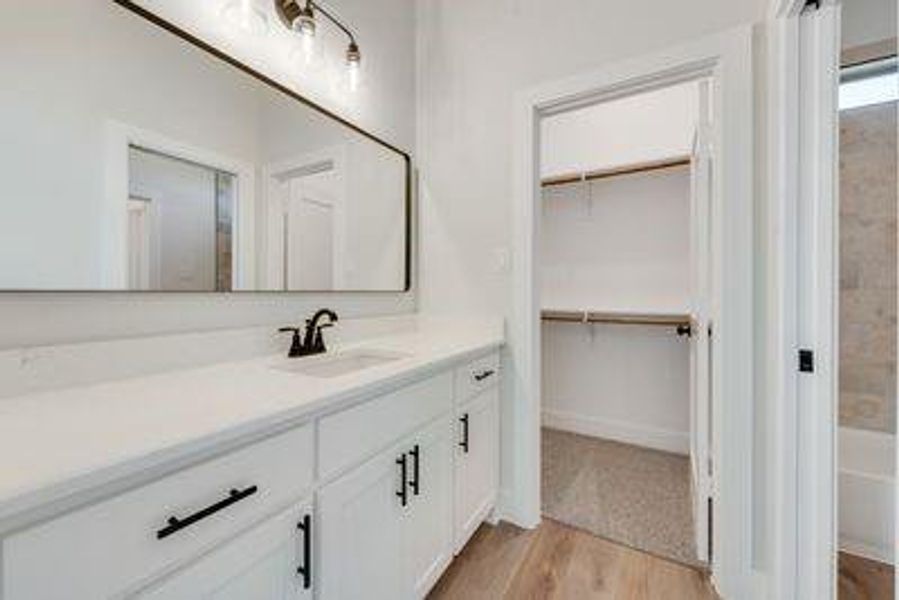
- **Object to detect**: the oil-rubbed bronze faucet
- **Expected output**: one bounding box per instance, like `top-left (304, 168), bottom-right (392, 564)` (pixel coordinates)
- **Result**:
top-left (278, 309), bottom-right (339, 358)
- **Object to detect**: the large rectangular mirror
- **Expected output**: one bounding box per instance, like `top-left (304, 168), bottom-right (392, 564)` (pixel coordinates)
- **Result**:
top-left (0, 0), bottom-right (410, 292)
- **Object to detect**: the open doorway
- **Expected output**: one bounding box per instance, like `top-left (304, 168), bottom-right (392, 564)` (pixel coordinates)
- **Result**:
top-left (835, 41), bottom-right (897, 600)
top-left (538, 80), bottom-right (712, 569)
top-left (127, 146), bottom-right (237, 292)
top-left (511, 28), bottom-right (754, 597)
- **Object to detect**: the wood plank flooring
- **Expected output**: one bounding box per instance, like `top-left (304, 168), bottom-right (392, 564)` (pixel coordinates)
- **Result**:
top-left (428, 519), bottom-right (717, 599)
top-left (839, 552), bottom-right (895, 600)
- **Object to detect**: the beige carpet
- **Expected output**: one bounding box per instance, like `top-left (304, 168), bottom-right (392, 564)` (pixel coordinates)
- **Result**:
top-left (541, 428), bottom-right (700, 567)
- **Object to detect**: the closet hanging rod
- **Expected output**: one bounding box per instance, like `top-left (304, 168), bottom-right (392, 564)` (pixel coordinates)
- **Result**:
top-left (541, 309), bottom-right (692, 335)
top-left (541, 155), bottom-right (691, 188)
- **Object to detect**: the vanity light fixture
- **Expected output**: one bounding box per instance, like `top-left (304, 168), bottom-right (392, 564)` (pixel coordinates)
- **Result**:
top-left (275, 0), bottom-right (362, 88)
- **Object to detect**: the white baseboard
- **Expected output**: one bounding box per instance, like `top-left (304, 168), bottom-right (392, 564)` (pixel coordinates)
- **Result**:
top-left (542, 409), bottom-right (689, 455)
top-left (839, 537), bottom-right (894, 566)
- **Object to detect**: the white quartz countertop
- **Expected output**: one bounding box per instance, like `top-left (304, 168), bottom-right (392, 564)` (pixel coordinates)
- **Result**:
top-left (0, 324), bottom-right (503, 528)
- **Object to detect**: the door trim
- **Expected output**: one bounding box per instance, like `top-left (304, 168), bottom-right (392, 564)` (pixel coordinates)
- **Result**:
top-left (766, 1), bottom-right (840, 598)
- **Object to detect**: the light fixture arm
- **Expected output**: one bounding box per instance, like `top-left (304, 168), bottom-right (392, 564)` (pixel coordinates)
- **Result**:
top-left (306, 0), bottom-right (357, 47)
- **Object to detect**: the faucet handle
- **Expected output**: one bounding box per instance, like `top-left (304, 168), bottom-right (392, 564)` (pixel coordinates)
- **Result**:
top-left (277, 327), bottom-right (304, 358)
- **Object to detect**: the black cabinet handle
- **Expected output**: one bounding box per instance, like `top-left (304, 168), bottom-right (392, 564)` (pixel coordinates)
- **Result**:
top-left (296, 514), bottom-right (312, 589)
top-left (460, 414), bottom-right (470, 453)
top-left (409, 445), bottom-right (421, 496)
top-left (156, 485), bottom-right (258, 540)
top-left (396, 454), bottom-right (408, 507)
top-left (474, 369), bottom-right (495, 382)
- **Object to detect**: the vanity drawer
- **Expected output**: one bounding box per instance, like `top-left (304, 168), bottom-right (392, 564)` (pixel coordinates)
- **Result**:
top-left (2, 424), bottom-right (313, 600)
top-left (455, 352), bottom-right (500, 402)
top-left (318, 372), bottom-right (453, 480)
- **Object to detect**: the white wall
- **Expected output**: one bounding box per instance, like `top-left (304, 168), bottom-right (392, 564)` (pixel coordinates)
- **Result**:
top-left (542, 322), bottom-right (691, 454)
top-left (540, 82), bottom-right (699, 179)
top-left (541, 168), bottom-right (692, 312)
top-left (842, 0), bottom-right (897, 50)
top-left (0, 0), bottom-right (417, 350)
top-left (539, 165), bottom-right (692, 454)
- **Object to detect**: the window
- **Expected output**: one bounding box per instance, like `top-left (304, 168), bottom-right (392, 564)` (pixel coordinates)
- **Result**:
top-left (839, 57), bottom-right (898, 110)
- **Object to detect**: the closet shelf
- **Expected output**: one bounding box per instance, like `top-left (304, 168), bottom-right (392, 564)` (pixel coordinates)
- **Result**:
top-left (541, 309), bottom-right (693, 335)
top-left (541, 155), bottom-right (691, 188)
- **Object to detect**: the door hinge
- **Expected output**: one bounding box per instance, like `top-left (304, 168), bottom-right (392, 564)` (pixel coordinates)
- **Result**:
top-left (798, 349), bottom-right (815, 373)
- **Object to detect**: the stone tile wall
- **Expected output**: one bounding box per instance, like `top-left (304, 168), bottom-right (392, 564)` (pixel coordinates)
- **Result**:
top-left (839, 101), bottom-right (897, 433)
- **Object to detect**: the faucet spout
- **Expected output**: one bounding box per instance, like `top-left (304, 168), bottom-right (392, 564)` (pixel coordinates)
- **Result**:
top-left (301, 308), bottom-right (339, 355)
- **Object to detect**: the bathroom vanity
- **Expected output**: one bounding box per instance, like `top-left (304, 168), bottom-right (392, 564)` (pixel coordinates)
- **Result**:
top-left (0, 325), bottom-right (502, 599)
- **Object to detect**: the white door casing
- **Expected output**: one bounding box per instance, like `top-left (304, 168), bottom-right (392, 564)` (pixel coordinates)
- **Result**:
top-left (796, 4), bottom-right (840, 599)
top-left (766, 2), bottom-right (841, 597)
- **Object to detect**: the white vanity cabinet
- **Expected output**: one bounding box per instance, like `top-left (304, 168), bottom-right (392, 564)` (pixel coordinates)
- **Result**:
top-left (0, 349), bottom-right (501, 600)
top-left (137, 499), bottom-right (314, 600)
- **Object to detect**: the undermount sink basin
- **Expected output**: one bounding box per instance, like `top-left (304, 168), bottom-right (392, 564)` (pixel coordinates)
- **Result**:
top-left (272, 349), bottom-right (410, 379)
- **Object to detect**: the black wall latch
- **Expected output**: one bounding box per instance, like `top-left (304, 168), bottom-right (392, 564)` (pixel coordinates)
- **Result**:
top-left (798, 349), bottom-right (815, 373)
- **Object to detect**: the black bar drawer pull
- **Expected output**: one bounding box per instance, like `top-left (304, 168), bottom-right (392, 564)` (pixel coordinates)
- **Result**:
top-left (409, 445), bottom-right (421, 496)
top-left (296, 513), bottom-right (312, 590)
top-left (460, 414), bottom-right (470, 453)
top-left (396, 454), bottom-right (408, 507)
top-left (473, 369), bottom-right (495, 382)
top-left (157, 485), bottom-right (258, 540)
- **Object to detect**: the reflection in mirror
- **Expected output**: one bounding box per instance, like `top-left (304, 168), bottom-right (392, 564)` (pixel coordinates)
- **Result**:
top-left (127, 147), bottom-right (236, 292)
top-left (0, 0), bottom-right (409, 292)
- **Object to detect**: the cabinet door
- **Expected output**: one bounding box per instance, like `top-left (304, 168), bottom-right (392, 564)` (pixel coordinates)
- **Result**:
top-left (137, 500), bottom-right (313, 600)
top-left (317, 442), bottom-right (408, 600)
top-left (454, 388), bottom-right (499, 552)
top-left (403, 416), bottom-right (454, 598)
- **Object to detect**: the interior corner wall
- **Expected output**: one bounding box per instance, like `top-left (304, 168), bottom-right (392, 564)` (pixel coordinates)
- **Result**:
top-left (0, 0), bottom-right (418, 350)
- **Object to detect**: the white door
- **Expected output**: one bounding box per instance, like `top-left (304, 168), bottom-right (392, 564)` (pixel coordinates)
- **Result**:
top-left (403, 416), bottom-right (454, 598)
top-left (283, 170), bottom-right (337, 291)
top-left (317, 440), bottom-right (408, 600)
top-left (137, 501), bottom-right (313, 600)
top-left (689, 84), bottom-right (713, 564)
top-left (453, 389), bottom-right (499, 553)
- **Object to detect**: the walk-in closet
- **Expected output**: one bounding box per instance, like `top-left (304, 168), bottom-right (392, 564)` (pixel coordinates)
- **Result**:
top-left (539, 81), bottom-right (712, 568)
